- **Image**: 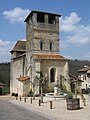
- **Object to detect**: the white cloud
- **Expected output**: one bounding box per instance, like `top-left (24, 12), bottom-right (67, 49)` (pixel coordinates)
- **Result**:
top-left (61, 12), bottom-right (90, 46)
top-left (0, 39), bottom-right (10, 46)
top-left (3, 7), bottom-right (30, 23)
top-left (61, 12), bottom-right (81, 32)
top-left (0, 39), bottom-right (13, 53)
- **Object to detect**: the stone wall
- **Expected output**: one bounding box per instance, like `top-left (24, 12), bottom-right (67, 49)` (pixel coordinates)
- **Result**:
top-left (10, 56), bottom-right (26, 95)
top-left (23, 80), bottom-right (30, 96)
top-left (33, 59), bottom-right (70, 92)
top-left (26, 12), bottom-right (60, 54)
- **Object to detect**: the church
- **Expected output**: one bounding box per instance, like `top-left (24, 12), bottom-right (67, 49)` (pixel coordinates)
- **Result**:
top-left (10, 10), bottom-right (70, 96)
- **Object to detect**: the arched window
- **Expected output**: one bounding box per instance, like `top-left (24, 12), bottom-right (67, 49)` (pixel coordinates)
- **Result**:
top-left (50, 68), bottom-right (56, 82)
top-left (50, 42), bottom-right (52, 51)
top-left (40, 41), bottom-right (43, 50)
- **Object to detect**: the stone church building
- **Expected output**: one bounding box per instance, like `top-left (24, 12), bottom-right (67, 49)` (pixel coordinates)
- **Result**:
top-left (10, 10), bottom-right (70, 96)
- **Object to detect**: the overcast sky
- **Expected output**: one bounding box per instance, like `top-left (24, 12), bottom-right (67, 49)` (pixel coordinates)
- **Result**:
top-left (0, 0), bottom-right (90, 62)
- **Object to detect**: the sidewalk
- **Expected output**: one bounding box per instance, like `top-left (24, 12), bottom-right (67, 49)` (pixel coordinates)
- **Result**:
top-left (9, 95), bottom-right (90, 120)
top-left (0, 94), bottom-right (14, 100)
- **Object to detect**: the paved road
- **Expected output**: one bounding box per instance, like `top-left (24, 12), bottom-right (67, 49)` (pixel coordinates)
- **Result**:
top-left (0, 99), bottom-right (49, 120)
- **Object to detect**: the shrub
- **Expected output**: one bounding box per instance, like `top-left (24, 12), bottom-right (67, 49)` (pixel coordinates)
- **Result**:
top-left (15, 93), bottom-right (18, 97)
top-left (12, 92), bottom-right (15, 96)
top-left (43, 83), bottom-right (54, 93)
top-left (11, 92), bottom-right (18, 97)
top-left (28, 90), bottom-right (33, 97)
top-left (66, 92), bottom-right (73, 99)
top-left (2, 86), bottom-right (10, 95)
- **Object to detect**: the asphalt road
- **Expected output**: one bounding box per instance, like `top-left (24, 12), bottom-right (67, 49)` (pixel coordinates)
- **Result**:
top-left (0, 99), bottom-right (49, 120)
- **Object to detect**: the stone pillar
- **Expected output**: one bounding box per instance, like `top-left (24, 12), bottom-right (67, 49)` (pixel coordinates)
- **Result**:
top-left (56, 16), bottom-right (59, 24)
top-left (45, 14), bottom-right (48, 24)
top-left (33, 13), bottom-right (37, 23)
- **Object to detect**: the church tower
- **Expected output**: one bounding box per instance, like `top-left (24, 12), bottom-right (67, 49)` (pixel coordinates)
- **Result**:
top-left (24, 11), bottom-right (69, 93)
top-left (24, 11), bottom-right (61, 55)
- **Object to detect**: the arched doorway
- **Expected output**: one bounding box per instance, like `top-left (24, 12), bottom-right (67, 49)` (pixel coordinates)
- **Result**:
top-left (50, 68), bottom-right (56, 83)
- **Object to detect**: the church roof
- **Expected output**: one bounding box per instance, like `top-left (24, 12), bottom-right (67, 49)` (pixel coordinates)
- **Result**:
top-left (24, 10), bottom-right (61, 22)
top-left (17, 76), bottom-right (30, 81)
top-left (33, 54), bottom-right (67, 60)
top-left (10, 40), bottom-right (26, 52)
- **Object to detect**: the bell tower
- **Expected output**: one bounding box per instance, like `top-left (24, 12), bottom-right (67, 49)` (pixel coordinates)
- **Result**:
top-left (25, 10), bottom-right (61, 55)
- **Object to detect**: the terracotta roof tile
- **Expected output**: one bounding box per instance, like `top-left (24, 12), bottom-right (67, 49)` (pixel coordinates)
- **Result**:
top-left (78, 67), bottom-right (90, 72)
top-left (33, 54), bottom-right (67, 60)
top-left (17, 76), bottom-right (30, 81)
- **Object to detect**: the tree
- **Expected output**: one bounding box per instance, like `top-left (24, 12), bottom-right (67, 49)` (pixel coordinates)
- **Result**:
top-left (0, 63), bottom-right (10, 94)
top-left (29, 77), bottom-right (38, 100)
top-left (36, 71), bottom-right (48, 103)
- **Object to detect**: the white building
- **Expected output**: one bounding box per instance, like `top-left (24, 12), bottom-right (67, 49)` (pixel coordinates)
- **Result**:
top-left (78, 66), bottom-right (90, 89)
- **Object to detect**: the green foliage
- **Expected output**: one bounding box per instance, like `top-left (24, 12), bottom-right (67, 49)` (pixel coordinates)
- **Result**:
top-left (36, 71), bottom-right (48, 86)
top-left (28, 90), bottom-right (33, 97)
top-left (36, 71), bottom-right (48, 103)
top-left (12, 92), bottom-right (15, 96)
top-left (15, 93), bottom-right (18, 97)
top-left (0, 63), bottom-right (10, 94)
top-left (66, 92), bottom-right (74, 99)
top-left (61, 84), bottom-right (67, 92)
top-left (0, 63), bottom-right (10, 84)
top-left (69, 59), bottom-right (90, 76)
top-left (2, 86), bottom-right (10, 95)
top-left (43, 83), bottom-right (54, 93)
top-left (60, 75), bottom-right (67, 92)
top-left (11, 92), bottom-right (18, 97)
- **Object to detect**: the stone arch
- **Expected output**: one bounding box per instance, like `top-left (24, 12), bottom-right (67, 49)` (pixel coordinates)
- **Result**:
top-left (50, 42), bottom-right (52, 51)
top-left (40, 41), bottom-right (43, 50)
top-left (50, 67), bottom-right (56, 83)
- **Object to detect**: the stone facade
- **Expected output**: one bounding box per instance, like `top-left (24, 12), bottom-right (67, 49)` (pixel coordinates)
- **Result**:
top-left (10, 11), bottom-right (70, 96)
top-left (10, 54), bottom-right (26, 95)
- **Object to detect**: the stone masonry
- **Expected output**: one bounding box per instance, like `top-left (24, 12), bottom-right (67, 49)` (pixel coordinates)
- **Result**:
top-left (10, 11), bottom-right (70, 96)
